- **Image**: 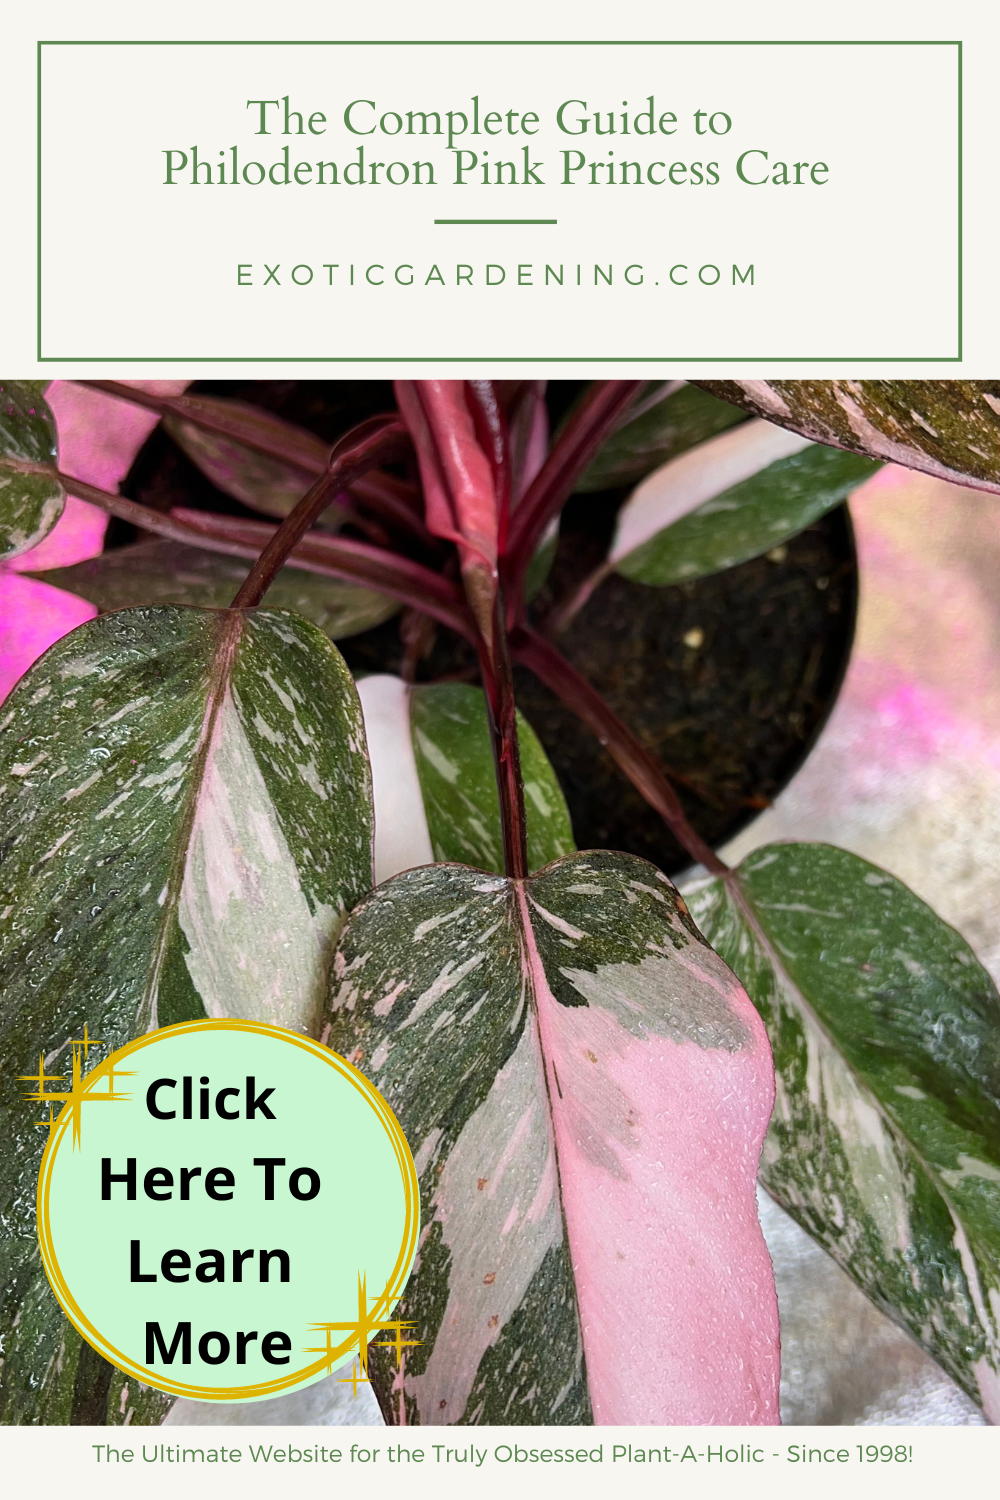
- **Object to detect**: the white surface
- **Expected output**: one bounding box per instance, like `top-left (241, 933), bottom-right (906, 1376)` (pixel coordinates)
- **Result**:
top-left (356, 674), bottom-right (434, 883)
top-left (166, 1360), bottom-right (383, 1427)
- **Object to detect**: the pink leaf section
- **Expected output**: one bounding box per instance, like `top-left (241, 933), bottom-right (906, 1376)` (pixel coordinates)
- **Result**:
top-left (333, 853), bottom-right (780, 1425)
top-left (395, 380), bottom-right (498, 636)
top-left (0, 380), bottom-right (189, 702)
top-left (517, 883), bottom-right (780, 1424)
top-left (518, 387), bottom-right (549, 503)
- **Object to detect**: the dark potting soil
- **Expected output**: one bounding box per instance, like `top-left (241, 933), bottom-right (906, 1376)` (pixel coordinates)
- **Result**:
top-left (119, 381), bottom-right (857, 875)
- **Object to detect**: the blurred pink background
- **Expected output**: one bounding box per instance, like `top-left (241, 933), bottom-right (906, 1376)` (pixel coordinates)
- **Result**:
top-left (0, 380), bottom-right (189, 702)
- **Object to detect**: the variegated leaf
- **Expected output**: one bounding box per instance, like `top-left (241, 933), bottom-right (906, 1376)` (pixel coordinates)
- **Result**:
top-left (32, 539), bottom-right (400, 641)
top-left (357, 675), bottom-right (573, 884)
top-left (0, 380), bottom-right (65, 560)
top-left (0, 605), bottom-right (373, 1424)
top-left (411, 682), bottom-right (573, 873)
top-left (695, 381), bottom-right (1000, 497)
top-left (577, 383), bottom-right (748, 493)
top-left (686, 842), bottom-right (1000, 1422)
top-left (164, 397), bottom-right (325, 519)
top-left (326, 850), bottom-right (779, 1425)
top-left (396, 382), bottom-right (498, 639)
top-left (610, 421), bottom-right (878, 586)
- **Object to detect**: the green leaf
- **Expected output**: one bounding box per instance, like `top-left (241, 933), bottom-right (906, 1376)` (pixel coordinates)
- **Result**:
top-left (326, 850), bottom-right (780, 1425)
top-left (357, 676), bottom-right (573, 884)
top-left (410, 682), bottom-right (573, 873)
top-left (32, 539), bottom-right (400, 641)
top-left (695, 380), bottom-right (1000, 497)
top-left (577, 383), bottom-right (748, 493)
top-left (163, 398), bottom-right (325, 519)
top-left (0, 379), bottom-right (65, 560)
top-left (7, 380), bottom-right (51, 403)
top-left (104, 1369), bottom-right (175, 1427)
top-left (611, 431), bottom-right (878, 586)
top-left (0, 605), bottom-right (373, 1423)
top-left (0, 1318), bottom-right (175, 1427)
top-left (686, 842), bottom-right (1000, 1420)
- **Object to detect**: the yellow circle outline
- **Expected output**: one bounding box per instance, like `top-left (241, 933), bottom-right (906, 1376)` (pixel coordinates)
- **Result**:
top-left (37, 1018), bottom-right (419, 1402)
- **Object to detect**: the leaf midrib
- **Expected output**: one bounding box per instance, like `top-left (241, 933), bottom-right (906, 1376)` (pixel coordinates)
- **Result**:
top-left (728, 873), bottom-right (997, 1318)
top-left (511, 877), bottom-right (594, 1419)
top-left (138, 609), bottom-right (245, 1032)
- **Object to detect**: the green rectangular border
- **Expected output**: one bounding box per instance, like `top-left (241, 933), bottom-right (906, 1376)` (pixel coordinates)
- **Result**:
top-left (37, 39), bottom-right (963, 363)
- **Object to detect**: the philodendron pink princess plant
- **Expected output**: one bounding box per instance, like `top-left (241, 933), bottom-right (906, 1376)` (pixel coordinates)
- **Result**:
top-left (0, 377), bottom-right (998, 1427)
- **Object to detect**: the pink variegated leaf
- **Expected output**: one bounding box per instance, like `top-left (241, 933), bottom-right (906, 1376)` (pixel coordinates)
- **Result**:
top-left (511, 381), bottom-right (549, 505)
top-left (0, 603), bottom-right (373, 1422)
top-left (395, 381), bottom-right (498, 637)
top-left (326, 850), bottom-right (779, 1425)
top-left (466, 380), bottom-right (511, 544)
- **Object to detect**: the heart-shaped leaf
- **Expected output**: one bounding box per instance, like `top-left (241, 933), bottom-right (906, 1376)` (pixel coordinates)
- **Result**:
top-left (0, 380), bottom-right (66, 560)
top-left (610, 421), bottom-right (878, 586)
top-left (326, 850), bottom-right (779, 1425)
top-left (0, 604), bottom-right (373, 1423)
top-left (31, 539), bottom-right (400, 640)
top-left (577, 383), bottom-right (748, 493)
top-left (686, 842), bottom-right (1000, 1421)
top-left (695, 381), bottom-right (1000, 496)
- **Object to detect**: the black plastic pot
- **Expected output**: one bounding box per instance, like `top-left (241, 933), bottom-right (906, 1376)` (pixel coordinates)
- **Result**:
top-left (120, 380), bottom-right (857, 875)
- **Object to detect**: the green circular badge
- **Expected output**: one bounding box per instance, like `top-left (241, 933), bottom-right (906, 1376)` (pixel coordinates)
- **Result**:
top-left (37, 1021), bottom-right (418, 1403)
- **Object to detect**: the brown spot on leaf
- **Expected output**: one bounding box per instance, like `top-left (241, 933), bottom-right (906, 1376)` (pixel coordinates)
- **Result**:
top-left (477, 1177), bottom-right (487, 1191)
top-left (488, 1315), bottom-right (499, 1328)
top-left (585, 1049), bottom-right (598, 1064)
top-left (439, 1399), bottom-right (447, 1409)
top-left (483, 1272), bottom-right (496, 1285)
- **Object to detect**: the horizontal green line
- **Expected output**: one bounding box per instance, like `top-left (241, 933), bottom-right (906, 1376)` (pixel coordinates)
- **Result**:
top-left (37, 356), bottom-right (963, 364)
top-left (434, 218), bottom-right (557, 225)
top-left (39, 40), bottom-right (961, 47)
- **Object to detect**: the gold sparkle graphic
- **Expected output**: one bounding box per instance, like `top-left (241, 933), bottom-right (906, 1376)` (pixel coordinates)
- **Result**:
top-left (305, 1271), bottom-right (419, 1394)
top-left (19, 1025), bottom-right (132, 1148)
